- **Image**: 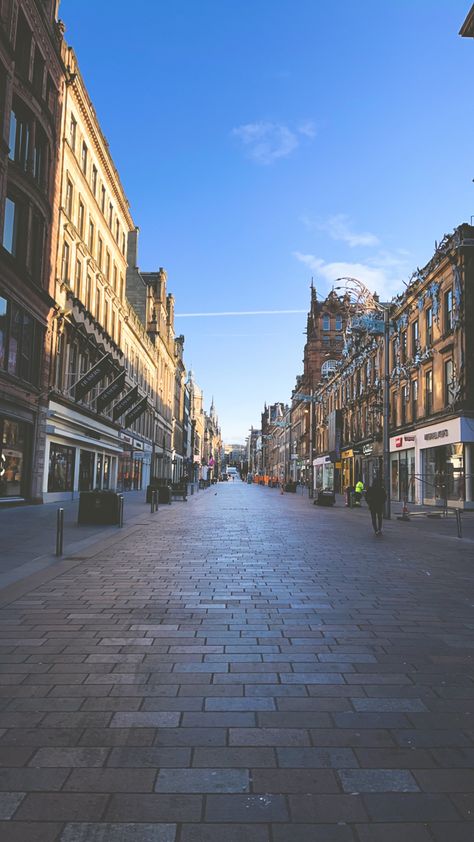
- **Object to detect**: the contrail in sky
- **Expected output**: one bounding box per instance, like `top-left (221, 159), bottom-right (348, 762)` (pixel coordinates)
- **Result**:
top-left (175, 309), bottom-right (306, 317)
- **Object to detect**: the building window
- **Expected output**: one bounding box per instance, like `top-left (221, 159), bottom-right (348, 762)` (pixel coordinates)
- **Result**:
top-left (61, 241), bottom-right (70, 283)
top-left (425, 307), bottom-right (432, 346)
top-left (30, 212), bottom-right (45, 284)
top-left (0, 297), bottom-right (42, 384)
top-left (122, 232), bottom-right (126, 255)
top-left (335, 315), bottom-right (342, 330)
top-left (74, 258), bottom-right (82, 297)
top-left (108, 202), bottom-right (113, 228)
top-left (0, 417), bottom-right (28, 498)
top-left (113, 264), bottom-right (118, 293)
top-left (78, 201), bottom-right (85, 237)
top-left (101, 185), bottom-right (106, 214)
top-left (69, 113), bottom-right (77, 152)
top-left (105, 250), bottom-right (110, 281)
top-left (97, 236), bottom-right (103, 270)
top-left (412, 319), bottom-right (419, 353)
top-left (391, 338), bottom-right (398, 370)
top-left (445, 359), bottom-right (455, 406)
top-left (411, 378), bottom-right (418, 421)
top-left (33, 126), bottom-right (47, 187)
top-left (65, 179), bottom-right (73, 218)
top-left (401, 384), bottom-right (407, 425)
top-left (91, 165), bottom-right (98, 196)
top-left (444, 288), bottom-right (453, 333)
top-left (81, 142), bottom-right (88, 175)
top-left (88, 220), bottom-right (94, 254)
top-left (32, 49), bottom-right (45, 97)
top-left (86, 275), bottom-right (92, 311)
top-left (400, 330), bottom-right (407, 363)
top-left (391, 393), bottom-right (397, 427)
top-left (15, 10), bottom-right (32, 80)
top-left (115, 220), bottom-right (120, 243)
top-left (3, 197), bottom-right (20, 256)
top-left (9, 103), bottom-right (30, 170)
top-left (425, 369), bottom-right (433, 416)
top-left (104, 298), bottom-right (109, 333)
top-left (95, 287), bottom-right (101, 321)
top-left (322, 314), bottom-right (330, 331)
top-left (47, 443), bottom-right (75, 492)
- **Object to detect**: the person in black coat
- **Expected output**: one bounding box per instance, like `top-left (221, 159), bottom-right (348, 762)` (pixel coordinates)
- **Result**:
top-left (366, 480), bottom-right (387, 535)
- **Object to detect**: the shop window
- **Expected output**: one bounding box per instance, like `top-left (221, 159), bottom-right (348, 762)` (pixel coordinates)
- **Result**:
top-left (425, 307), bottom-right (433, 346)
top-left (69, 113), bottom-right (77, 152)
top-left (445, 359), bottom-right (455, 406)
top-left (425, 369), bottom-right (433, 416)
top-left (0, 417), bottom-right (27, 498)
top-left (48, 443), bottom-right (75, 492)
top-left (79, 449), bottom-right (94, 492)
top-left (322, 314), bottom-right (330, 331)
top-left (444, 288), bottom-right (453, 333)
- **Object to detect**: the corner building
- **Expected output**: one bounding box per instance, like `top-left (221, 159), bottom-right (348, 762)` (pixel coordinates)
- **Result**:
top-left (0, 0), bottom-right (63, 502)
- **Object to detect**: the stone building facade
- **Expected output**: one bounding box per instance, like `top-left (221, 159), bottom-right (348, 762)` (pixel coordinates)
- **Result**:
top-left (0, 0), bottom-right (63, 501)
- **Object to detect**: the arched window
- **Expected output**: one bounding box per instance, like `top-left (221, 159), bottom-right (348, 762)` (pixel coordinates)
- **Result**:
top-left (321, 359), bottom-right (338, 378)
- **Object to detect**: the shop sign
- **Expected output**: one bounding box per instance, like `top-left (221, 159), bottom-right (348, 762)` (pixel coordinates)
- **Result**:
top-left (395, 437), bottom-right (403, 448)
top-left (133, 439), bottom-right (144, 450)
top-left (424, 429), bottom-right (449, 441)
top-left (120, 433), bottom-right (133, 444)
top-left (341, 449), bottom-right (353, 459)
top-left (124, 397), bottom-right (148, 428)
top-left (363, 444), bottom-right (373, 455)
top-left (404, 435), bottom-right (416, 442)
top-left (74, 354), bottom-right (113, 401)
top-left (113, 386), bottom-right (139, 421)
top-left (351, 314), bottom-right (385, 335)
top-left (96, 370), bottom-right (126, 413)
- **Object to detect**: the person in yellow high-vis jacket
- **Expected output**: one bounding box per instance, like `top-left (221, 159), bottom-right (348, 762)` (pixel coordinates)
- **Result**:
top-left (354, 479), bottom-right (364, 506)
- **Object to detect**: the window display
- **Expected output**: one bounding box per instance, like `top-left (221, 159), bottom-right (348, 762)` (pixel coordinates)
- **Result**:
top-left (0, 417), bottom-right (27, 497)
top-left (48, 443), bottom-right (75, 492)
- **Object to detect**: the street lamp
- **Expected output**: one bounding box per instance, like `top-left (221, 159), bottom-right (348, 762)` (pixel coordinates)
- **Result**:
top-left (333, 277), bottom-right (391, 520)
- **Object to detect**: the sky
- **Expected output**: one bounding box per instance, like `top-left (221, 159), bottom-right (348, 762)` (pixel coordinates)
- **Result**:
top-left (59, 0), bottom-right (474, 443)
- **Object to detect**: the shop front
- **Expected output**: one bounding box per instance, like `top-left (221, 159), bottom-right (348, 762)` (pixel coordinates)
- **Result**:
top-left (341, 448), bottom-right (354, 491)
top-left (117, 436), bottom-right (152, 492)
top-left (0, 414), bottom-right (32, 501)
top-left (44, 400), bottom-right (122, 502)
top-left (418, 417), bottom-right (474, 509)
top-left (390, 434), bottom-right (416, 504)
top-left (361, 442), bottom-right (383, 489)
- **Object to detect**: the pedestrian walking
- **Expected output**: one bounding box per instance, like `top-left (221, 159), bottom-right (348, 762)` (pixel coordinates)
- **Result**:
top-left (366, 479), bottom-right (386, 535)
top-left (354, 479), bottom-right (364, 506)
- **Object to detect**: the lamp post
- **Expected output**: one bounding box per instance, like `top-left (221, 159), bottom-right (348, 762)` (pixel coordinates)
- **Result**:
top-left (334, 277), bottom-right (391, 520)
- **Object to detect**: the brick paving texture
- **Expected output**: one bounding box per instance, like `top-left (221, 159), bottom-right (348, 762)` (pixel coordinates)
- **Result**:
top-left (0, 481), bottom-right (473, 842)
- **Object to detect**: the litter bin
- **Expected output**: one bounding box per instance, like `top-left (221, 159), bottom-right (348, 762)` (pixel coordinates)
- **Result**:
top-left (157, 485), bottom-right (172, 504)
top-left (78, 491), bottom-right (121, 525)
top-left (315, 490), bottom-right (336, 506)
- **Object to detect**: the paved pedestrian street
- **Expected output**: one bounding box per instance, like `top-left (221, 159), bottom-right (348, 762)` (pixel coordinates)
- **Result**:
top-left (0, 483), bottom-right (474, 842)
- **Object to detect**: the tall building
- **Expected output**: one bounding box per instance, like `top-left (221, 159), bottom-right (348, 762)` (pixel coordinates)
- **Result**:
top-left (0, 0), bottom-right (63, 502)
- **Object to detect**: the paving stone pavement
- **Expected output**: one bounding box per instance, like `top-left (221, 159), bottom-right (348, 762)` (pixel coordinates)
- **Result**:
top-left (0, 481), bottom-right (474, 842)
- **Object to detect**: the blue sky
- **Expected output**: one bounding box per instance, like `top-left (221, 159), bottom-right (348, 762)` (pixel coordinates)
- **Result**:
top-left (60, 0), bottom-right (473, 442)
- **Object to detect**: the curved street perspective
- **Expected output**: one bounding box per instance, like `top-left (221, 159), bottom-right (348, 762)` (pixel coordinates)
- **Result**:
top-left (0, 482), bottom-right (474, 841)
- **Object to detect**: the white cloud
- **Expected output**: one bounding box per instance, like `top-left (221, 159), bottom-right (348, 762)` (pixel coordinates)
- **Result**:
top-left (232, 121), bottom-right (315, 165)
top-left (302, 213), bottom-right (379, 248)
top-left (293, 251), bottom-right (410, 300)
